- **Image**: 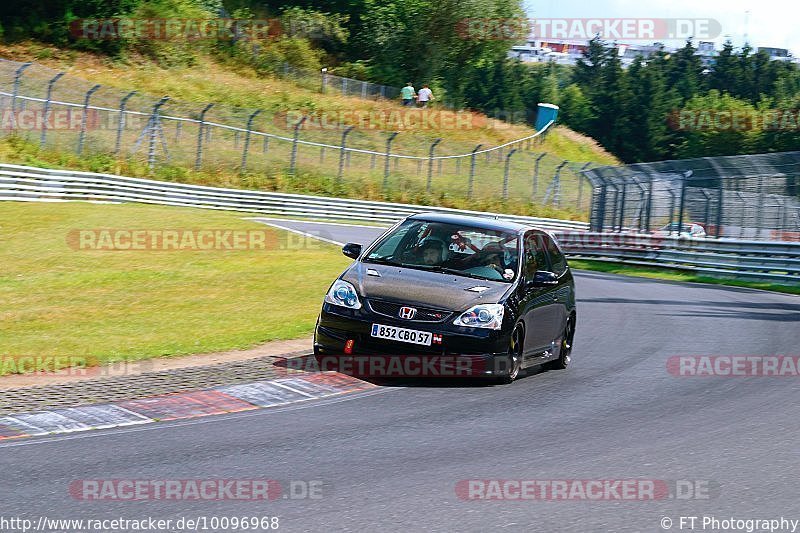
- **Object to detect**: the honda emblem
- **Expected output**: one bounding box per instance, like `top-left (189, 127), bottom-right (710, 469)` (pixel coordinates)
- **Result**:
top-left (398, 306), bottom-right (417, 319)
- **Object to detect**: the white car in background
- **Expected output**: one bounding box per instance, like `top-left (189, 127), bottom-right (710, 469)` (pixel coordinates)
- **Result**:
top-left (656, 222), bottom-right (707, 238)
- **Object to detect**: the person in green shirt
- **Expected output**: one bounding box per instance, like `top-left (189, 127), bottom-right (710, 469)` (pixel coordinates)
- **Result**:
top-left (401, 82), bottom-right (416, 106)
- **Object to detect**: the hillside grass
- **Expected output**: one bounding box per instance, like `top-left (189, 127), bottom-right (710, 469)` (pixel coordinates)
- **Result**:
top-left (0, 42), bottom-right (617, 221)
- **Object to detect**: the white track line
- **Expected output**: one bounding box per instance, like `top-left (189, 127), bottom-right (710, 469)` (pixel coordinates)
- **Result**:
top-left (256, 221), bottom-right (346, 247)
top-left (246, 217), bottom-right (388, 229)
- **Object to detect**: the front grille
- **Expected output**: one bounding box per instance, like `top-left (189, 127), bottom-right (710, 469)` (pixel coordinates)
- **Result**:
top-left (367, 299), bottom-right (453, 323)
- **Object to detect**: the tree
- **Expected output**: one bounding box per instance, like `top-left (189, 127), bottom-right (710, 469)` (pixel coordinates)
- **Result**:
top-left (674, 90), bottom-right (761, 158)
top-left (558, 83), bottom-right (594, 133)
top-left (665, 40), bottom-right (705, 102)
top-left (708, 40), bottom-right (740, 96)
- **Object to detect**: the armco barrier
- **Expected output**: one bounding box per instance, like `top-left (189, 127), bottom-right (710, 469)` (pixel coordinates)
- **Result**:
top-left (0, 163), bottom-right (797, 284)
top-left (0, 163), bottom-right (587, 230)
top-left (552, 232), bottom-right (799, 283)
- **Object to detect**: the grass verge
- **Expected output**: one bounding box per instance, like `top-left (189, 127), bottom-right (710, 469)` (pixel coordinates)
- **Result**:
top-left (0, 201), bottom-right (350, 374)
top-left (570, 259), bottom-right (800, 296)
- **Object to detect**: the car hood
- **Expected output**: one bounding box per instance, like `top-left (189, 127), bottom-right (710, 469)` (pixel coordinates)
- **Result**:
top-left (341, 262), bottom-right (513, 311)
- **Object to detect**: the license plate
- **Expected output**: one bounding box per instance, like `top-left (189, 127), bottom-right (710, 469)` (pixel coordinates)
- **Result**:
top-left (371, 324), bottom-right (432, 346)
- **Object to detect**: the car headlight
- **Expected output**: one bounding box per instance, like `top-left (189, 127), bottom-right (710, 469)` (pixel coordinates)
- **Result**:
top-left (453, 304), bottom-right (504, 330)
top-left (325, 280), bottom-right (362, 310)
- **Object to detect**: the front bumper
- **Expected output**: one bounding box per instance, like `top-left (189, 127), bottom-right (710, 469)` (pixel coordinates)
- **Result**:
top-left (314, 302), bottom-right (513, 378)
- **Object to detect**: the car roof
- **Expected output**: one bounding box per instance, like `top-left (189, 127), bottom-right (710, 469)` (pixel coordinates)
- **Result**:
top-left (406, 212), bottom-right (532, 234)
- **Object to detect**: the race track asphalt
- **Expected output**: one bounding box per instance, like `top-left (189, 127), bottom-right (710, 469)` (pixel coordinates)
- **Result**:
top-left (1, 220), bottom-right (798, 533)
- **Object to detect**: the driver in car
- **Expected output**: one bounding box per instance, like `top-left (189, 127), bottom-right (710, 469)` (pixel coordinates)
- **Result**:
top-left (416, 237), bottom-right (447, 266)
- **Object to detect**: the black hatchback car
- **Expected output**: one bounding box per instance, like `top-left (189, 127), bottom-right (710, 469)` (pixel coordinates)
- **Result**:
top-left (314, 213), bottom-right (576, 383)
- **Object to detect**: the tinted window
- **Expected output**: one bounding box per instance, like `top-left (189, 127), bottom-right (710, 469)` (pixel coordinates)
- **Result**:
top-left (365, 219), bottom-right (520, 282)
top-left (543, 235), bottom-right (568, 276)
top-left (523, 233), bottom-right (548, 278)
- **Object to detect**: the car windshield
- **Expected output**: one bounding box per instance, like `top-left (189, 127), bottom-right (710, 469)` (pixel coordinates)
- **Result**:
top-left (364, 219), bottom-right (520, 282)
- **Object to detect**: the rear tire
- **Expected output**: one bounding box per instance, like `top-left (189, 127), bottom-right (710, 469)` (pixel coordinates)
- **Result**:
top-left (547, 315), bottom-right (574, 370)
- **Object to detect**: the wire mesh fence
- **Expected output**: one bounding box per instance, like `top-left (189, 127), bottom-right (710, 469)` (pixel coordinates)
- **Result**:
top-left (584, 153), bottom-right (800, 242)
top-left (276, 63), bottom-right (401, 101)
top-left (0, 58), bottom-right (595, 219)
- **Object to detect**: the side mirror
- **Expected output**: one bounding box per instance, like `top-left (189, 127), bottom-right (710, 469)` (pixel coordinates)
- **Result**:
top-left (342, 242), bottom-right (362, 259)
top-left (526, 270), bottom-right (558, 288)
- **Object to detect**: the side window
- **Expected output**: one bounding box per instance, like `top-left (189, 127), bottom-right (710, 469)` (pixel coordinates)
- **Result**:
top-left (523, 233), bottom-right (548, 278)
top-left (543, 235), bottom-right (568, 276)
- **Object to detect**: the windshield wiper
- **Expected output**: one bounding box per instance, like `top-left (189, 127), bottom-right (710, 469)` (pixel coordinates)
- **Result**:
top-left (429, 265), bottom-right (504, 281)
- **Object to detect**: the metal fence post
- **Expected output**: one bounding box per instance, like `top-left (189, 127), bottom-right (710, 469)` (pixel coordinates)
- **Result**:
top-left (146, 96), bottom-right (169, 169)
top-left (666, 189), bottom-right (676, 234)
top-left (677, 171), bottom-right (691, 236)
top-left (40, 72), bottom-right (65, 147)
top-left (240, 109), bottom-right (262, 174)
top-left (755, 175), bottom-right (765, 238)
top-left (427, 138), bottom-right (442, 193)
top-left (630, 177), bottom-right (647, 230)
top-left (617, 181), bottom-right (627, 232)
top-left (337, 125), bottom-right (355, 185)
top-left (115, 91), bottom-right (137, 156)
top-left (595, 176), bottom-right (608, 233)
top-left (502, 149), bottom-right (518, 200)
top-left (700, 188), bottom-right (713, 229)
top-left (715, 179), bottom-right (724, 238)
top-left (383, 131), bottom-right (399, 192)
top-left (194, 103), bottom-right (214, 170)
top-left (606, 183), bottom-right (619, 231)
top-left (644, 175), bottom-right (654, 233)
top-left (289, 116), bottom-right (306, 176)
top-left (542, 160), bottom-right (567, 206)
top-left (77, 84), bottom-right (101, 155)
top-left (577, 162), bottom-right (592, 209)
top-left (532, 153), bottom-right (546, 200)
top-left (10, 62), bottom-right (32, 130)
top-left (468, 144), bottom-right (483, 200)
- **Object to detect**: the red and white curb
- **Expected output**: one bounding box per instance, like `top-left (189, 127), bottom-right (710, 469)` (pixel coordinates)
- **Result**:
top-left (0, 373), bottom-right (374, 441)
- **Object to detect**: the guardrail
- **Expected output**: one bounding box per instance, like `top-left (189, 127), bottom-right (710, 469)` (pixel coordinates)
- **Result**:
top-left (552, 232), bottom-right (799, 283)
top-left (0, 163), bottom-right (588, 230)
top-left (1, 163), bottom-right (796, 284)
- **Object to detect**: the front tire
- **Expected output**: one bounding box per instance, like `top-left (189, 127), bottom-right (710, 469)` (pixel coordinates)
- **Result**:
top-left (498, 323), bottom-right (524, 384)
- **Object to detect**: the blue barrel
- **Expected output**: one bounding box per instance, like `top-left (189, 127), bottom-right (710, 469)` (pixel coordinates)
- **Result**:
top-left (535, 103), bottom-right (559, 131)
